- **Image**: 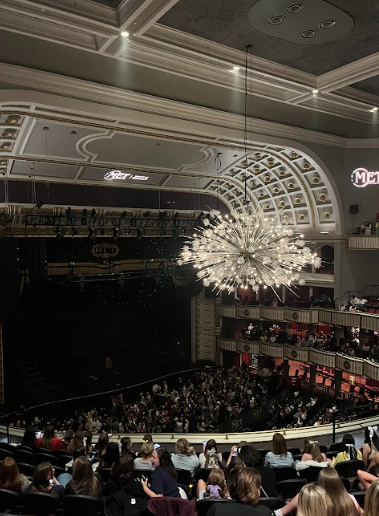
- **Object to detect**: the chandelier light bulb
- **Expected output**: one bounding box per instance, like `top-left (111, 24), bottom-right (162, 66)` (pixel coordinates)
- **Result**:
top-left (177, 209), bottom-right (321, 297)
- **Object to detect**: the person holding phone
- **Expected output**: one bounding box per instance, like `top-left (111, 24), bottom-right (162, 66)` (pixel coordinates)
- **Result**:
top-left (31, 462), bottom-right (65, 499)
top-left (199, 439), bottom-right (223, 469)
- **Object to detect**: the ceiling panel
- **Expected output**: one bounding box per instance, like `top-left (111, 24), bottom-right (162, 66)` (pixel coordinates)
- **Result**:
top-left (86, 134), bottom-right (208, 169)
top-left (160, 0), bottom-right (379, 75)
top-left (21, 121), bottom-right (104, 160)
top-left (352, 76), bottom-right (379, 97)
top-left (11, 160), bottom-right (79, 178)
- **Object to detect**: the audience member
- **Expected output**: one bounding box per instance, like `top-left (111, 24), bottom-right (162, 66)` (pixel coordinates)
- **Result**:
top-left (331, 434), bottom-right (362, 467)
top-left (296, 484), bottom-right (332, 516)
top-left (364, 479), bottom-right (379, 516)
top-left (236, 445), bottom-right (278, 497)
top-left (37, 425), bottom-right (60, 451)
top-left (206, 467), bottom-right (273, 516)
top-left (120, 437), bottom-right (136, 459)
top-left (134, 440), bottom-right (154, 470)
top-left (66, 430), bottom-right (85, 456)
top-left (0, 457), bottom-right (31, 494)
top-left (97, 442), bottom-right (120, 470)
top-left (104, 455), bottom-right (147, 498)
top-left (171, 438), bottom-right (199, 475)
top-left (65, 456), bottom-right (102, 498)
top-left (141, 446), bottom-right (180, 498)
top-left (197, 468), bottom-right (229, 500)
top-left (199, 439), bottom-right (223, 469)
top-left (32, 462), bottom-right (64, 498)
top-left (265, 433), bottom-right (294, 467)
top-left (21, 426), bottom-right (36, 450)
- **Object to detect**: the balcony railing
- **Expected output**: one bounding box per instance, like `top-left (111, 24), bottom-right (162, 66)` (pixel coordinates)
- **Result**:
top-left (216, 336), bottom-right (379, 381)
top-left (216, 304), bottom-right (379, 331)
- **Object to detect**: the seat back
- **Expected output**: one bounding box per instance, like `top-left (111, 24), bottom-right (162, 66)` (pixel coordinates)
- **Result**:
top-left (193, 468), bottom-right (213, 483)
top-left (288, 447), bottom-right (301, 456)
top-left (175, 469), bottom-right (192, 486)
top-left (97, 467), bottom-right (112, 483)
top-left (335, 460), bottom-right (365, 478)
top-left (0, 488), bottom-right (22, 513)
top-left (16, 462), bottom-right (35, 477)
top-left (298, 466), bottom-right (323, 482)
top-left (273, 467), bottom-right (298, 482)
top-left (350, 491), bottom-right (366, 509)
top-left (259, 497), bottom-right (285, 510)
top-left (329, 442), bottom-right (343, 453)
top-left (0, 443), bottom-right (15, 453)
top-left (196, 499), bottom-right (236, 516)
top-left (23, 492), bottom-right (60, 516)
top-left (276, 479), bottom-right (307, 500)
top-left (34, 452), bottom-right (57, 465)
top-left (63, 494), bottom-right (99, 516)
top-left (0, 449), bottom-right (13, 460)
top-left (13, 449), bottom-right (35, 465)
top-left (58, 454), bottom-right (73, 468)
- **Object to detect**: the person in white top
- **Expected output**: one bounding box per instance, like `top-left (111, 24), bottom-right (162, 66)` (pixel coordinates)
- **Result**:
top-left (199, 440), bottom-right (223, 469)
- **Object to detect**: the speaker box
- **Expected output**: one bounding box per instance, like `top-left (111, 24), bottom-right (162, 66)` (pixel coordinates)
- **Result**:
top-left (349, 204), bottom-right (358, 214)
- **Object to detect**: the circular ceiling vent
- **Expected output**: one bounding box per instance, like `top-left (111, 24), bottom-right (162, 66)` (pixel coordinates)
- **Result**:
top-left (319, 19), bottom-right (336, 29)
top-left (301, 29), bottom-right (317, 38)
top-left (287, 4), bottom-right (304, 14)
top-left (269, 16), bottom-right (285, 25)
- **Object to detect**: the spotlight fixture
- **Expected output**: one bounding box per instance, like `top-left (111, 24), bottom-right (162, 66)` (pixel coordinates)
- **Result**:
top-left (54, 226), bottom-right (64, 239)
top-left (121, 31), bottom-right (129, 37)
top-left (269, 15), bottom-right (285, 25)
top-left (312, 89), bottom-right (319, 94)
top-left (370, 107), bottom-right (378, 112)
top-left (320, 231), bottom-right (329, 234)
top-left (301, 29), bottom-right (317, 38)
top-left (112, 227), bottom-right (120, 241)
top-left (319, 20), bottom-right (336, 29)
top-left (287, 4), bottom-right (304, 14)
top-left (88, 227), bottom-right (96, 241)
top-left (232, 66), bottom-right (240, 71)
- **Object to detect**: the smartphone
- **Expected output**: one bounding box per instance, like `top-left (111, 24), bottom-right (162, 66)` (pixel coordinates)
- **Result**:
top-left (154, 443), bottom-right (160, 450)
top-left (232, 446), bottom-right (238, 457)
top-left (88, 454), bottom-right (94, 462)
top-left (35, 431), bottom-right (42, 439)
top-left (49, 479), bottom-right (54, 485)
top-left (203, 440), bottom-right (207, 447)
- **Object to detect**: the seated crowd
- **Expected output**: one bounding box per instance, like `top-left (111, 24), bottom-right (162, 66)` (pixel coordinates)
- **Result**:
top-left (0, 427), bottom-right (379, 515)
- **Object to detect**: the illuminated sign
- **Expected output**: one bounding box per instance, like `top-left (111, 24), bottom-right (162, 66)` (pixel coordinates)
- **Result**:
top-left (92, 243), bottom-right (119, 259)
top-left (351, 168), bottom-right (379, 188)
top-left (104, 170), bottom-right (148, 181)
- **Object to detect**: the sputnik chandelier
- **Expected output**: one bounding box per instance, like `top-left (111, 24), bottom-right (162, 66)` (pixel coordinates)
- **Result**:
top-left (178, 209), bottom-right (321, 296)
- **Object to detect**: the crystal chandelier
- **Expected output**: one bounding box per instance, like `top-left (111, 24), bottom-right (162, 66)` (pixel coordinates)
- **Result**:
top-left (178, 209), bottom-right (321, 296)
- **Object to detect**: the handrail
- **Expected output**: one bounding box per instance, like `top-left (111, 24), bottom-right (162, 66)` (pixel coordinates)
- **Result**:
top-left (2, 412), bottom-right (379, 448)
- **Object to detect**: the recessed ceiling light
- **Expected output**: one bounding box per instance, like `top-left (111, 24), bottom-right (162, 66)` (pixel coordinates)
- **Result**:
top-left (320, 231), bottom-right (329, 234)
top-left (312, 89), bottom-right (319, 94)
top-left (301, 29), bottom-right (317, 38)
top-left (120, 31), bottom-right (129, 37)
top-left (319, 20), bottom-right (336, 29)
top-left (287, 4), bottom-right (304, 14)
top-left (269, 15), bottom-right (285, 25)
top-left (233, 66), bottom-right (240, 71)
top-left (370, 107), bottom-right (378, 112)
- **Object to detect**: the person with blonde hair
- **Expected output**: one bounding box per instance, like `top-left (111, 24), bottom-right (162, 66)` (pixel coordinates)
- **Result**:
top-left (197, 468), bottom-right (229, 500)
top-left (296, 484), bottom-right (332, 516)
top-left (265, 433), bottom-right (294, 468)
top-left (301, 439), bottom-right (330, 463)
top-left (364, 479), bottom-right (379, 516)
top-left (134, 440), bottom-right (154, 470)
top-left (171, 438), bottom-right (199, 475)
